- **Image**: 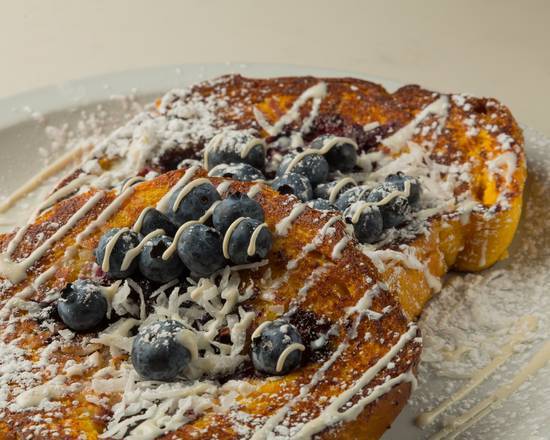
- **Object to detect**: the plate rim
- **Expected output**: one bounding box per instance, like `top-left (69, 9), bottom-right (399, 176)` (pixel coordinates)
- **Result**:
top-left (0, 62), bottom-right (404, 129)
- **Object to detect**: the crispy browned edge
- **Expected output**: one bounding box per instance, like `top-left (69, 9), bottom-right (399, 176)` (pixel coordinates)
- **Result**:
top-left (0, 74), bottom-right (525, 439)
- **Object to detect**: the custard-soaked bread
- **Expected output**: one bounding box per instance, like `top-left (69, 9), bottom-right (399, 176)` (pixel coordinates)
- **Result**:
top-left (0, 75), bottom-right (525, 439)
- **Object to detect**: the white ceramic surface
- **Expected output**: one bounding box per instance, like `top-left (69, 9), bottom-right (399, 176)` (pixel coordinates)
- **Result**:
top-left (0, 64), bottom-right (548, 440)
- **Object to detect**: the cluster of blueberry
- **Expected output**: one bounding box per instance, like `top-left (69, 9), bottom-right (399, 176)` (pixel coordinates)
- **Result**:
top-left (55, 182), bottom-right (279, 381)
top-left (56, 184), bottom-right (272, 333)
top-left (205, 132), bottom-right (422, 245)
top-left (54, 131), bottom-right (422, 383)
top-left (129, 316), bottom-right (306, 381)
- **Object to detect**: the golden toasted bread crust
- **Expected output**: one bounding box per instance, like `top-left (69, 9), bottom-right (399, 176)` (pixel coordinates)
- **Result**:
top-left (0, 74), bottom-right (526, 439)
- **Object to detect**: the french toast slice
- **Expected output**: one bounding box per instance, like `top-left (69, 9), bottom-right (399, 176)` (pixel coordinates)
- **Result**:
top-left (0, 169), bottom-right (420, 439)
top-left (80, 74), bottom-right (525, 318)
top-left (0, 74), bottom-right (525, 439)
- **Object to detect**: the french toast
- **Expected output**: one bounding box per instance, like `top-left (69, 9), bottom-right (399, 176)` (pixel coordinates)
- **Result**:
top-left (0, 74), bottom-right (525, 439)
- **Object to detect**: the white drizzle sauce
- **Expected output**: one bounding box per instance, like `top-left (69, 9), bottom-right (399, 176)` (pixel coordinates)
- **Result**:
top-left (39, 173), bottom-right (93, 212)
top-left (253, 82), bottom-right (328, 137)
top-left (101, 228), bottom-right (128, 272)
top-left (382, 95), bottom-right (450, 152)
top-left (275, 203), bottom-right (306, 236)
top-left (0, 144), bottom-right (92, 214)
top-left (76, 187), bottom-right (134, 245)
top-left (283, 137), bottom-right (357, 176)
top-left (132, 206), bottom-right (154, 233)
top-left (331, 235), bottom-right (351, 260)
top-left (328, 176), bottom-right (357, 203)
top-left (247, 222), bottom-right (269, 257)
top-left (120, 229), bottom-right (165, 271)
top-left (120, 176), bottom-right (146, 192)
top-left (155, 165), bottom-right (200, 213)
top-left (216, 180), bottom-right (232, 196)
top-left (222, 217), bottom-right (247, 259)
top-left (429, 338), bottom-right (550, 440)
top-left (170, 177), bottom-right (212, 213)
top-left (284, 150), bottom-right (322, 174)
top-left (0, 191), bottom-right (104, 284)
top-left (247, 183), bottom-right (264, 199)
top-left (416, 316), bottom-right (538, 429)
top-left (350, 180), bottom-right (411, 224)
top-left (275, 343), bottom-right (305, 373)
top-left (292, 325), bottom-right (418, 438)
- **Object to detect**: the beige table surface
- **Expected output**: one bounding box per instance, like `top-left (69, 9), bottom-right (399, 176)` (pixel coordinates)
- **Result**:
top-left (1, 0), bottom-right (549, 136)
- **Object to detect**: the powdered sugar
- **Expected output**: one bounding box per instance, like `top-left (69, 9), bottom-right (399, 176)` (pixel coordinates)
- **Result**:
top-left (409, 126), bottom-right (550, 439)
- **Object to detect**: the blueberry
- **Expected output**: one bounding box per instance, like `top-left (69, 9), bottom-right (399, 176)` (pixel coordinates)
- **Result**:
top-left (311, 135), bottom-right (358, 172)
top-left (307, 198), bottom-right (337, 211)
top-left (271, 173), bottom-right (313, 201)
top-left (205, 131), bottom-right (266, 170)
top-left (138, 208), bottom-right (178, 237)
top-left (385, 172), bottom-right (422, 207)
top-left (138, 235), bottom-right (185, 283)
top-left (167, 182), bottom-right (221, 226)
top-left (251, 319), bottom-right (304, 375)
top-left (131, 320), bottom-right (191, 381)
top-left (314, 179), bottom-right (357, 201)
top-left (334, 186), bottom-right (371, 211)
top-left (276, 152), bottom-right (329, 185)
top-left (177, 224), bottom-right (226, 277)
top-left (225, 218), bottom-right (272, 265)
top-left (213, 192), bottom-right (265, 234)
top-left (95, 228), bottom-right (141, 279)
top-left (343, 204), bottom-right (383, 244)
top-left (366, 183), bottom-right (411, 228)
top-left (57, 280), bottom-right (107, 332)
top-left (209, 163), bottom-right (265, 182)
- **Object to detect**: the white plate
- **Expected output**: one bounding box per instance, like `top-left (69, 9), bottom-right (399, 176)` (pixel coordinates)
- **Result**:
top-left (0, 64), bottom-right (548, 440)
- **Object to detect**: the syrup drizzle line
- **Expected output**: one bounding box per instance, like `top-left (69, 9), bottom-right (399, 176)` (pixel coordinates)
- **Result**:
top-left (76, 187), bottom-right (135, 245)
top-left (283, 137), bottom-right (358, 176)
top-left (382, 95), bottom-right (450, 152)
top-left (203, 133), bottom-right (266, 170)
top-left (171, 178), bottom-right (212, 213)
top-left (39, 173), bottom-right (93, 212)
top-left (351, 180), bottom-right (411, 224)
top-left (252, 285), bottom-right (415, 439)
top-left (156, 165), bottom-right (200, 214)
top-left (331, 235), bottom-right (351, 260)
top-left (293, 325), bottom-right (419, 438)
top-left (101, 228), bottom-right (166, 273)
top-left (247, 222), bottom-right (269, 257)
top-left (275, 203), bottom-right (306, 236)
top-left (0, 192), bottom-right (104, 284)
top-left (328, 177), bottom-right (357, 203)
top-left (0, 144), bottom-right (93, 214)
top-left (430, 338), bottom-right (550, 440)
top-left (416, 316), bottom-right (538, 429)
top-left (285, 263), bottom-right (332, 317)
top-left (120, 176), bottom-right (146, 193)
top-left (222, 217), bottom-right (246, 259)
top-left (253, 82), bottom-right (328, 137)
top-left (262, 215), bottom-right (342, 301)
top-left (275, 343), bottom-right (305, 373)
top-left (101, 173), bottom-right (272, 268)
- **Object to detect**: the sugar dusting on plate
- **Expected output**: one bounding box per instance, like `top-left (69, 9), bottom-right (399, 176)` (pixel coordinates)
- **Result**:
top-left (411, 126), bottom-right (550, 439)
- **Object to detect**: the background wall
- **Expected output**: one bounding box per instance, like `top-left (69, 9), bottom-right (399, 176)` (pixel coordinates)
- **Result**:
top-left (1, 0), bottom-right (549, 135)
